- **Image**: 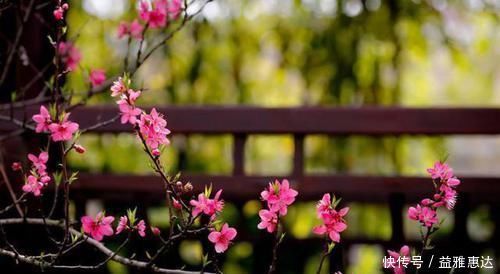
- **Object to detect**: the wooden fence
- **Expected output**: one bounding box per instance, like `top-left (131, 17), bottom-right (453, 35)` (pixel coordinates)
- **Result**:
top-left (2, 106), bottom-right (500, 273)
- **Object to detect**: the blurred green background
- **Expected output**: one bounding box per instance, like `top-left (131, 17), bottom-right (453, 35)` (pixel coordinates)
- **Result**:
top-left (65, 0), bottom-right (499, 273)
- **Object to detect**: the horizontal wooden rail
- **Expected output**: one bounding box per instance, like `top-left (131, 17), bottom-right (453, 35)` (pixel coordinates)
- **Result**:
top-left (3, 106), bottom-right (500, 135)
top-left (72, 173), bottom-right (500, 204)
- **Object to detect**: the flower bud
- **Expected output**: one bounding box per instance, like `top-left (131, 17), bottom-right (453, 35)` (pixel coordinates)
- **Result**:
top-left (152, 148), bottom-right (161, 157)
top-left (433, 194), bottom-right (441, 200)
top-left (11, 162), bottom-right (22, 171)
top-left (53, 7), bottom-right (64, 20)
top-left (151, 226), bottom-right (161, 236)
top-left (421, 198), bottom-right (433, 206)
top-left (183, 182), bottom-right (193, 193)
top-left (40, 175), bottom-right (51, 185)
top-left (74, 144), bottom-right (86, 154)
top-left (62, 3), bottom-right (69, 10)
top-left (172, 198), bottom-right (182, 209)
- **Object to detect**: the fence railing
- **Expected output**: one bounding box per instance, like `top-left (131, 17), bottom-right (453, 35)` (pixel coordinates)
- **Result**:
top-left (2, 106), bottom-right (500, 272)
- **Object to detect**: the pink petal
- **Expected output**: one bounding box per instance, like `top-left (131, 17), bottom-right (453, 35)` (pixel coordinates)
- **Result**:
top-left (214, 242), bottom-right (228, 253)
top-left (208, 231), bottom-right (220, 243)
top-left (224, 227), bottom-right (237, 240)
top-left (328, 231), bottom-right (340, 242)
top-left (312, 225), bottom-right (326, 235)
top-left (333, 222), bottom-right (347, 232)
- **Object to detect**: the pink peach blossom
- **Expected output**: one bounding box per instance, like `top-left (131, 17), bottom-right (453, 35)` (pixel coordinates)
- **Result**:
top-left (111, 77), bottom-right (127, 97)
top-left (138, 108), bottom-right (171, 149)
top-left (48, 113), bottom-right (79, 142)
top-left (208, 223), bottom-right (237, 253)
top-left (127, 89), bottom-right (141, 104)
top-left (387, 245), bottom-right (410, 274)
top-left (116, 216), bottom-right (128, 234)
top-left (118, 101), bottom-right (142, 125)
top-left (313, 193), bottom-right (349, 243)
top-left (89, 69), bottom-right (106, 87)
top-left (427, 161), bottom-right (453, 181)
top-left (32, 105), bottom-right (52, 133)
top-left (129, 20), bottom-right (144, 39)
top-left (408, 205), bottom-right (438, 227)
top-left (28, 151), bottom-right (48, 174)
top-left (167, 0), bottom-right (182, 19)
top-left (40, 175), bottom-right (51, 185)
top-left (57, 41), bottom-right (81, 71)
top-left (190, 189), bottom-right (224, 218)
top-left (22, 175), bottom-right (43, 196)
top-left (139, 0), bottom-right (168, 28)
top-left (81, 212), bottom-right (114, 241)
top-left (136, 220), bottom-right (146, 237)
top-left (260, 179), bottom-right (298, 216)
top-left (117, 22), bottom-right (129, 38)
top-left (257, 209), bottom-right (278, 233)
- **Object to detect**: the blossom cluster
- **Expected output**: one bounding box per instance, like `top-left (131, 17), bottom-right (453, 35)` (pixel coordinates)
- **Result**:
top-left (32, 106), bottom-right (79, 142)
top-left (258, 179), bottom-right (298, 233)
top-left (385, 245), bottom-right (410, 274)
top-left (110, 76), bottom-right (170, 154)
top-left (57, 41), bottom-right (81, 71)
top-left (407, 161), bottom-right (461, 228)
top-left (16, 152), bottom-right (51, 196)
top-left (312, 193), bottom-right (349, 243)
top-left (190, 188), bottom-right (224, 219)
top-left (53, 1), bottom-right (69, 21)
top-left (189, 186), bottom-right (237, 253)
top-left (117, 0), bottom-right (182, 40)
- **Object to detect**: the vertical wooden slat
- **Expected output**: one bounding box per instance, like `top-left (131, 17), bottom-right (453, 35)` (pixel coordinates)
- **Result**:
top-left (233, 134), bottom-right (246, 176)
top-left (292, 134), bottom-right (304, 178)
top-left (492, 206), bottom-right (500, 272)
top-left (389, 193), bottom-right (405, 244)
top-left (452, 194), bottom-right (470, 241)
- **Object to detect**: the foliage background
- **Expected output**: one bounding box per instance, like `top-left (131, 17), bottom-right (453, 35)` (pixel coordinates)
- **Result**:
top-left (65, 0), bottom-right (500, 273)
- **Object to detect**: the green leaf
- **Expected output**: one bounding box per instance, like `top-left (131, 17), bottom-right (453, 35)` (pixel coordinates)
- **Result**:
top-left (205, 184), bottom-right (213, 197)
top-left (68, 171), bottom-right (79, 185)
top-left (127, 207), bottom-right (137, 225)
top-left (53, 171), bottom-right (63, 186)
top-left (278, 232), bottom-right (286, 244)
top-left (327, 242), bottom-right (336, 253)
top-left (333, 197), bottom-right (342, 208)
top-left (202, 253), bottom-right (211, 267)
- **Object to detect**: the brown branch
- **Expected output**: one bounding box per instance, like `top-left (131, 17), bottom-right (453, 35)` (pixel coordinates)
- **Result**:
top-left (0, 162), bottom-right (24, 217)
top-left (0, 218), bottom-right (214, 274)
top-left (0, 0), bottom-right (36, 86)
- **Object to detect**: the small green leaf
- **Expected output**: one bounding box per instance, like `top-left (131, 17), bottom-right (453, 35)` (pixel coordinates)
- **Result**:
top-left (68, 171), bottom-right (79, 185)
top-left (202, 253), bottom-right (211, 267)
top-left (127, 207), bottom-right (137, 225)
top-left (333, 197), bottom-right (342, 208)
top-left (278, 232), bottom-right (286, 244)
top-left (327, 242), bottom-right (336, 253)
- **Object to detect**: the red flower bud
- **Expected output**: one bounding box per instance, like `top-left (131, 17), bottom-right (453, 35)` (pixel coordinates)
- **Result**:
top-left (151, 226), bottom-right (161, 236)
top-left (11, 162), bottom-right (22, 171)
top-left (74, 144), bottom-right (86, 154)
